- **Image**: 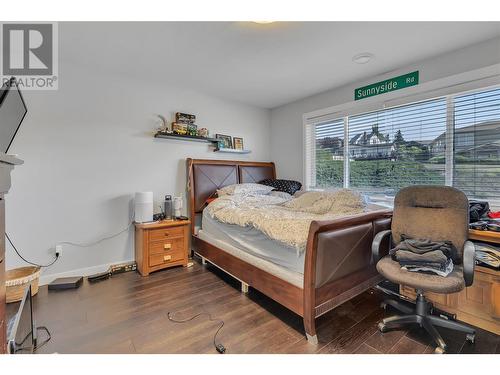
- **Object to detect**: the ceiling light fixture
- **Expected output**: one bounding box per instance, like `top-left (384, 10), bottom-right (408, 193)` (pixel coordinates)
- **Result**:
top-left (252, 21), bottom-right (275, 24)
top-left (352, 53), bottom-right (374, 64)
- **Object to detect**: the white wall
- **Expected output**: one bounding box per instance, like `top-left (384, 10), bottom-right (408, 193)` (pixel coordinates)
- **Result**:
top-left (270, 37), bottom-right (500, 182)
top-left (5, 61), bottom-right (271, 284)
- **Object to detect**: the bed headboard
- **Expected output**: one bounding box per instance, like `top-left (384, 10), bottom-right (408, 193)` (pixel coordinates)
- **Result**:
top-left (187, 158), bottom-right (276, 233)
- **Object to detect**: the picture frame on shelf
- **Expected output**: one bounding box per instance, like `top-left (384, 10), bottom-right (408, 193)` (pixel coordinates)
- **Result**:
top-left (216, 134), bottom-right (232, 149)
top-left (233, 137), bottom-right (244, 150)
top-left (175, 112), bottom-right (196, 124)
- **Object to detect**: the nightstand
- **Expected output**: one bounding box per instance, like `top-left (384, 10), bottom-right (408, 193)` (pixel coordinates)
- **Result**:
top-left (134, 220), bottom-right (190, 276)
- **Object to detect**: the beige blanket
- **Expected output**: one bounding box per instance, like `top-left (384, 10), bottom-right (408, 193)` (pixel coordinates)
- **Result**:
top-left (205, 190), bottom-right (366, 253)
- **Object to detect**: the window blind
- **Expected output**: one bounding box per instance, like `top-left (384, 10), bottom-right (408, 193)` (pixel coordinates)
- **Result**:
top-left (348, 98), bottom-right (447, 198)
top-left (453, 87), bottom-right (500, 207)
top-left (304, 117), bottom-right (344, 190)
top-left (303, 85), bottom-right (500, 208)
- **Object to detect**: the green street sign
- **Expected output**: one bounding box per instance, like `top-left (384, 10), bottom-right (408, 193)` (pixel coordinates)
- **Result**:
top-left (355, 71), bottom-right (419, 101)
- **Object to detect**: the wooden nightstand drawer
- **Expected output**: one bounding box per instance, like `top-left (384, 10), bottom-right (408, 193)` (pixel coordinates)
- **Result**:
top-left (149, 250), bottom-right (185, 267)
top-left (149, 237), bottom-right (184, 255)
top-left (149, 226), bottom-right (184, 241)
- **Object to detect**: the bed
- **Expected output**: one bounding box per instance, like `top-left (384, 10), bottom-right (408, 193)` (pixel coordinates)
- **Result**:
top-left (187, 158), bottom-right (393, 344)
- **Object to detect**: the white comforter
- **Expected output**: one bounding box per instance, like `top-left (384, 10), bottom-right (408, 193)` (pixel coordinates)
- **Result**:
top-left (205, 190), bottom-right (367, 254)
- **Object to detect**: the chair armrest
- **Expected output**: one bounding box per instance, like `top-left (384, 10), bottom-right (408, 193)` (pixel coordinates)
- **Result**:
top-left (371, 229), bottom-right (392, 264)
top-left (463, 240), bottom-right (476, 287)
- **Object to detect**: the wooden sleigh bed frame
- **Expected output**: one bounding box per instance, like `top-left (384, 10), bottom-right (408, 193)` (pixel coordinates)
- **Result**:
top-left (187, 158), bottom-right (392, 344)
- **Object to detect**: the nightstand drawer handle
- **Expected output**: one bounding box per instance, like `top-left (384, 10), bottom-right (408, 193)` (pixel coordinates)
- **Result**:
top-left (164, 243), bottom-right (172, 250)
top-left (164, 233), bottom-right (169, 237)
top-left (163, 255), bottom-right (172, 262)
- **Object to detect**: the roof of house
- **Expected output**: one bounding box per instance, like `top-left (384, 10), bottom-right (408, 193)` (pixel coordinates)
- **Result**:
top-left (432, 120), bottom-right (500, 143)
top-left (455, 120), bottom-right (500, 133)
top-left (350, 131), bottom-right (389, 145)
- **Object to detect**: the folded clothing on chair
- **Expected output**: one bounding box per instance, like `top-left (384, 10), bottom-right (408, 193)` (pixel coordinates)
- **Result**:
top-left (401, 259), bottom-right (454, 277)
top-left (390, 234), bottom-right (458, 277)
top-left (389, 235), bottom-right (459, 263)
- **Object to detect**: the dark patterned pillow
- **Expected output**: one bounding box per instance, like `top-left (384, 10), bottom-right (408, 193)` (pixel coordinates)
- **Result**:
top-left (259, 179), bottom-right (302, 195)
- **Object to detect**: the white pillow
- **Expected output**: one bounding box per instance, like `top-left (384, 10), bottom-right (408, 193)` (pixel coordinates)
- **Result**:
top-left (217, 183), bottom-right (274, 197)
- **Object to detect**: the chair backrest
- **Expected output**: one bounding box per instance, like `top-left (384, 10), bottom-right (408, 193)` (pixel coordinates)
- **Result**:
top-left (391, 185), bottom-right (469, 259)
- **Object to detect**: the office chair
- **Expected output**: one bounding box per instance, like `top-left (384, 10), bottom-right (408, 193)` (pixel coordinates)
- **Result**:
top-left (372, 185), bottom-right (476, 354)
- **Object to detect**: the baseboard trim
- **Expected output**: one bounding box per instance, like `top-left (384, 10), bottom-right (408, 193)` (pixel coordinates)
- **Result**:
top-left (38, 259), bottom-right (135, 286)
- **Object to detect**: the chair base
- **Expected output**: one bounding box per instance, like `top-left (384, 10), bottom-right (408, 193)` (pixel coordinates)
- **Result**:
top-left (379, 291), bottom-right (475, 354)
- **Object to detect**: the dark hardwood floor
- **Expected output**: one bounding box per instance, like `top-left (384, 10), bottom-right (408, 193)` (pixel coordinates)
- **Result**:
top-left (7, 260), bottom-right (500, 354)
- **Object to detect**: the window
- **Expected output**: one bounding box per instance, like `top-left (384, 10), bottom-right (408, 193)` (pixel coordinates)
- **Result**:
top-left (305, 86), bottom-right (500, 208)
top-left (454, 88), bottom-right (500, 207)
top-left (305, 118), bottom-right (345, 190)
top-left (349, 98), bottom-right (446, 198)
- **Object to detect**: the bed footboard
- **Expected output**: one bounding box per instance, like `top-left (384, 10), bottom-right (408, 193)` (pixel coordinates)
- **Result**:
top-left (303, 210), bottom-right (392, 343)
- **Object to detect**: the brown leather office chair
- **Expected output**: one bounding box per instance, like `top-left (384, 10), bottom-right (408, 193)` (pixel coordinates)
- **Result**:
top-left (372, 185), bottom-right (476, 354)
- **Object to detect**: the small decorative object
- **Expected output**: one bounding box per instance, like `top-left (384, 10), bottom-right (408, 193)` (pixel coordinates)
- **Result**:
top-left (198, 128), bottom-right (209, 137)
top-left (173, 195), bottom-right (183, 217)
top-left (187, 123), bottom-right (198, 136)
top-left (233, 137), bottom-right (244, 150)
top-left (157, 114), bottom-right (169, 132)
top-left (172, 122), bottom-right (188, 135)
top-left (175, 112), bottom-right (196, 124)
top-left (216, 134), bottom-right (232, 149)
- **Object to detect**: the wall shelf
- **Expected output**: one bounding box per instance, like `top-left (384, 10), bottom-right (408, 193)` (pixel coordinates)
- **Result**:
top-left (154, 132), bottom-right (219, 144)
top-left (154, 132), bottom-right (252, 154)
top-left (214, 148), bottom-right (252, 154)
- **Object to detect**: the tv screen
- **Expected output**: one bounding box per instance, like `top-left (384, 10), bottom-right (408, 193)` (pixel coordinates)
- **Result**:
top-left (0, 78), bottom-right (27, 154)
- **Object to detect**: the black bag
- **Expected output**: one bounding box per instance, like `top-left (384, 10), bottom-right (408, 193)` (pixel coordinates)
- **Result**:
top-left (469, 200), bottom-right (489, 223)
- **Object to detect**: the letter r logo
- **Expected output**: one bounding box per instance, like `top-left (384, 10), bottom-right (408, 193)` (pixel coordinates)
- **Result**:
top-left (2, 23), bottom-right (53, 75)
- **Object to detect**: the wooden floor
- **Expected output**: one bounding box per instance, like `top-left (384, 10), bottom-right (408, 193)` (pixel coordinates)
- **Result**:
top-left (7, 260), bottom-right (500, 354)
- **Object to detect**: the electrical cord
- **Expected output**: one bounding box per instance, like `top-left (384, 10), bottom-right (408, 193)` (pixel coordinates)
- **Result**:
top-left (58, 220), bottom-right (133, 248)
top-left (5, 233), bottom-right (59, 268)
top-left (34, 326), bottom-right (51, 352)
top-left (167, 311), bottom-right (226, 354)
top-left (6, 217), bottom-right (133, 266)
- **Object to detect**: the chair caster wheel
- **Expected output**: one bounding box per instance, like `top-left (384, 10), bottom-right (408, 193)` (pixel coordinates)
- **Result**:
top-left (378, 322), bottom-right (387, 333)
top-left (434, 346), bottom-right (446, 354)
top-left (466, 333), bottom-right (475, 344)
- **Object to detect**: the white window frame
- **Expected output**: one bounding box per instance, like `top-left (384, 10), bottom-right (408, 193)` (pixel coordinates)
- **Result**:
top-left (303, 64), bottom-right (500, 191)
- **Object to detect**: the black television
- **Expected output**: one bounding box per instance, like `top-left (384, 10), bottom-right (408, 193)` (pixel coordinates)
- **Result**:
top-left (0, 77), bottom-right (28, 154)
top-left (7, 284), bottom-right (35, 354)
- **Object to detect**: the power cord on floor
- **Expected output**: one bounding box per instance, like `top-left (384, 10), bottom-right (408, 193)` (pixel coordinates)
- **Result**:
top-left (167, 311), bottom-right (226, 354)
top-left (34, 326), bottom-right (52, 352)
top-left (5, 233), bottom-right (59, 268)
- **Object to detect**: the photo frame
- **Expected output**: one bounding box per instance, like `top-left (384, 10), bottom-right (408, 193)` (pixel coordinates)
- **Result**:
top-left (216, 134), bottom-right (232, 149)
top-left (233, 137), bottom-right (244, 150)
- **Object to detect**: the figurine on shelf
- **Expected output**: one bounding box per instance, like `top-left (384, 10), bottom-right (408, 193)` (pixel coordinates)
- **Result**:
top-left (187, 123), bottom-right (198, 136)
top-left (198, 128), bottom-right (209, 137)
top-left (157, 114), bottom-right (171, 133)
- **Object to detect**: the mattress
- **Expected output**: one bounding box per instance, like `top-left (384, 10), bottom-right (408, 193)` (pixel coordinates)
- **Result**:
top-left (201, 209), bottom-right (305, 274)
top-left (197, 229), bottom-right (304, 288)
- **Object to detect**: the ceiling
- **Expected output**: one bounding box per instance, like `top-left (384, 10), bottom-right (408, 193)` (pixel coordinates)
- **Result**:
top-left (60, 22), bottom-right (500, 108)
